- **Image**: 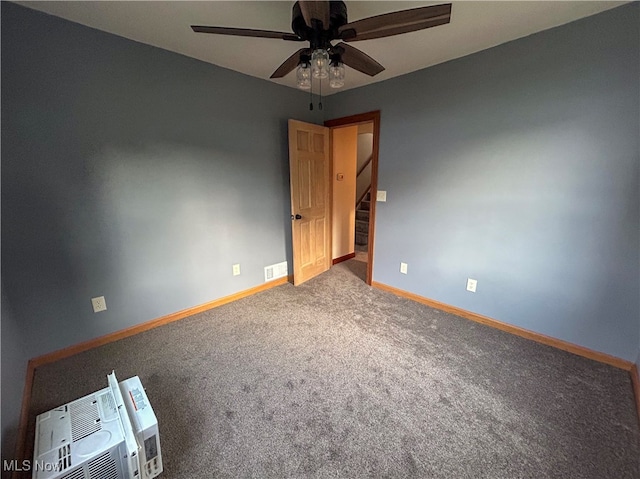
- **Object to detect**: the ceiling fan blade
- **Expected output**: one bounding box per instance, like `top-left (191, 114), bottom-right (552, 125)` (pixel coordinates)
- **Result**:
top-left (333, 43), bottom-right (384, 77)
top-left (270, 48), bottom-right (311, 78)
top-left (299, 1), bottom-right (331, 29)
top-left (338, 3), bottom-right (451, 42)
top-left (191, 25), bottom-right (302, 41)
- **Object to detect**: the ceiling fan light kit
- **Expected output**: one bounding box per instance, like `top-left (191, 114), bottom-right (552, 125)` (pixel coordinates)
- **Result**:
top-left (191, 1), bottom-right (452, 95)
top-left (296, 60), bottom-right (312, 89)
top-left (311, 49), bottom-right (330, 79)
top-left (329, 61), bottom-right (345, 89)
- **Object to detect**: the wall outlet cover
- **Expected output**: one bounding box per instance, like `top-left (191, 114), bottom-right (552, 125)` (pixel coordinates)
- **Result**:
top-left (91, 296), bottom-right (107, 313)
top-left (233, 264), bottom-right (241, 276)
top-left (466, 278), bottom-right (477, 293)
top-left (376, 190), bottom-right (387, 202)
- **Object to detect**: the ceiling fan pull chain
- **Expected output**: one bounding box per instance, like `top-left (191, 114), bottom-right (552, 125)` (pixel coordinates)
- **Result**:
top-left (319, 78), bottom-right (323, 111)
top-left (309, 77), bottom-right (313, 110)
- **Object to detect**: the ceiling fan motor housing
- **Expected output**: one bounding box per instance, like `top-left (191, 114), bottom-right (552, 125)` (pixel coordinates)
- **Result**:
top-left (291, 1), bottom-right (348, 50)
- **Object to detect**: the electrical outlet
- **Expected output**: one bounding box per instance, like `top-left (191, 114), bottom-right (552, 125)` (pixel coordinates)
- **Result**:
top-left (232, 264), bottom-right (241, 276)
top-left (400, 262), bottom-right (408, 274)
top-left (466, 278), bottom-right (477, 293)
top-left (91, 296), bottom-right (107, 313)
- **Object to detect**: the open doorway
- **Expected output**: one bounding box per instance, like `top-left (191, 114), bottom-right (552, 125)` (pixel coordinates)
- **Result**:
top-left (354, 122), bottom-right (374, 264)
top-left (325, 111), bottom-right (380, 285)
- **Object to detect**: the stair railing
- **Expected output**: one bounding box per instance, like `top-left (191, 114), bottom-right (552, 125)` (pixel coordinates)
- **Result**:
top-left (356, 186), bottom-right (371, 210)
top-left (357, 154), bottom-right (373, 178)
top-left (356, 154), bottom-right (373, 208)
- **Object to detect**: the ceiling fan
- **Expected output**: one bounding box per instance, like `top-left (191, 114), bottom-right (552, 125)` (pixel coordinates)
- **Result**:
top-left (191, 1), bottom-right (452, 90)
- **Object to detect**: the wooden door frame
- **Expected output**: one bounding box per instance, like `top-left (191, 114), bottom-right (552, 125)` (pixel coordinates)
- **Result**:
top-left (324, 110), bottom-right (380, 286)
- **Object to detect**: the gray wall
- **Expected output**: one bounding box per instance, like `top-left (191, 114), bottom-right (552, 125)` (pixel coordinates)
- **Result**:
top-left (328, 4), bottom-right (640, 361)
top-left (1, 1), bottom-right (319, 459)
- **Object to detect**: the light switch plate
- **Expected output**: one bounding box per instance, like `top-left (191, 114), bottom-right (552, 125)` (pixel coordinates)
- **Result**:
top-left (400, 262), bottom-right (408, 274)
top-left (376, 190), bottom-right (387, 202)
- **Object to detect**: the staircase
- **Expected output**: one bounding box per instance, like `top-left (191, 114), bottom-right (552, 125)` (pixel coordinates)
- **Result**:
top-left (355, 191), bottom-right (371, 248)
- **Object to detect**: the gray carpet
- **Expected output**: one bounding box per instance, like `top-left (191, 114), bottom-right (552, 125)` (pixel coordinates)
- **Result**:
top-left (28, 260), bottom-right (640, 478)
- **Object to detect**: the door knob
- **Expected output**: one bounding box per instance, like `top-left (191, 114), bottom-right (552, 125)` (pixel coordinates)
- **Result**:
top-left (290, 214), bottom-right (302, 220)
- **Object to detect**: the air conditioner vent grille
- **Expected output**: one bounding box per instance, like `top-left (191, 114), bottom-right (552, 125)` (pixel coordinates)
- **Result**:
top-left (60, 467), bottom-right (85, 479)
top-left (88, 451), bottom-right (118, 479)
top-left (70, 396), bottom-right (101, 442)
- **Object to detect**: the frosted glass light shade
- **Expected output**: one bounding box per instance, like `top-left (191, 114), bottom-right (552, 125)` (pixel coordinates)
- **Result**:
top-left (311, 49), bottom-right (329, 79)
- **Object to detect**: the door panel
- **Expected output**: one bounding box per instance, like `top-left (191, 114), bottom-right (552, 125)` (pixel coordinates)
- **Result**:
top-left (289, 119), bottom-right (331, 285)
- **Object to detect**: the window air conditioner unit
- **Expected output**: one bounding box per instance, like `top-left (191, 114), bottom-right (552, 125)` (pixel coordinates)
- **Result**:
top-left (33, 372), bottom-right (162, 479)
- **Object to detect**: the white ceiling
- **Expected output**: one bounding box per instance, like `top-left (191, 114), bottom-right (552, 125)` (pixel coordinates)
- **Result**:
top-left (17, 1), bottom-right (628, 95)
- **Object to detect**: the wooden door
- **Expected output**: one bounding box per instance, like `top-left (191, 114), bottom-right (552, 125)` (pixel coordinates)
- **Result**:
top-left (288, 119), bottom-right (331, 285)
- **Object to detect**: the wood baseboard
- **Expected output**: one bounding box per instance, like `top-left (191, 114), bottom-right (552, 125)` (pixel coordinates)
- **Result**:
top-left (371, 281), bottom-right (633, 371)
top-left (14, 276), bottom-right (290, 468)
top-left (632, 364), bottom-right (640, 426)
top-left (332, 252), bottom-right (355, 265)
